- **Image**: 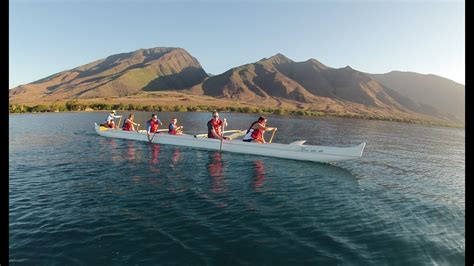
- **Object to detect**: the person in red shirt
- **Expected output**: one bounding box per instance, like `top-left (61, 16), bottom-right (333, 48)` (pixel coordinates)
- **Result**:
top-left (122, 113), bottom-right (140, 131)
top-left (207, 111), bottom-right (229, 139)
top-left (242, 116), bottom-right (277, 143)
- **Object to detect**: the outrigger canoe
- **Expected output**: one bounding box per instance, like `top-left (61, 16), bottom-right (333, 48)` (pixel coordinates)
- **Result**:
top-left (94, 123), bottom-right (366, 163)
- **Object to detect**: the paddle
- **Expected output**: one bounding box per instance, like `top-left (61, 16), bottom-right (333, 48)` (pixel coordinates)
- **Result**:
top-left (219, 118), bottom-right (226, 152)
top-left (269, 128), bottom-right (277, 144)
top-left (116, 113), bottom-right (122, 130)
top-left (148, 129), bottom-right (168, 143)
top-left (148, 129), bottom-right (158, 143)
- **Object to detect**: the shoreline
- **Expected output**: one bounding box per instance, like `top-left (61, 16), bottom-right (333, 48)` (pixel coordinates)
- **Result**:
top-left (8, 108), bottom-right (464, 129)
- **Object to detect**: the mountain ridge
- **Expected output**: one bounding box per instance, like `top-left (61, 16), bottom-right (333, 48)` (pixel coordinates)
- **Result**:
top-left (368, 71), bottom-right (464, 122)
top-left (9, 47), bottom-right (464, 125)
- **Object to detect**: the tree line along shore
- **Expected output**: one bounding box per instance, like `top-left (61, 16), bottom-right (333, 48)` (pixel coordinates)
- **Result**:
top-left (9, 101), bottom-right (462, 128)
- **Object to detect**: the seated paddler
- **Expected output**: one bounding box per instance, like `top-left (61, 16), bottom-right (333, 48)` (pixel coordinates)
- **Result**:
top-left (122, 113), bottom-right (140, 131)
top-left (146, 113), bottom-right (163, 136)
top-left (101, 110), bottom-right (122, 128)
top-left (242, 116), bottom-right (277, 144)
top-left (168, 117), bottom-right (183, 135)
top-left (207, 110), bottom-right (229, 140)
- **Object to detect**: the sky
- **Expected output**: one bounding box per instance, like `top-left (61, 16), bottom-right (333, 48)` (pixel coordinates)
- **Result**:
top-left (9, 0), bottom-right (465, 88)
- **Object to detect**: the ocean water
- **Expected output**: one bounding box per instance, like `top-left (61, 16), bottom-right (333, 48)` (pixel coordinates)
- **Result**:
top-left (9, 112), bottom-right (465, 265)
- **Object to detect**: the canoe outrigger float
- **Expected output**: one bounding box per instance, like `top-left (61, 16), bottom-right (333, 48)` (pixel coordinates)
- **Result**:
top-left (94, 123), bottom-right (366, 163)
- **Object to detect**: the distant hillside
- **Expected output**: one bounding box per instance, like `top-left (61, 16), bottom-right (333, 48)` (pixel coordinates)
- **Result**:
top-left (9, 48), bottom-right (463, 126)
top-left (369, 71), bottom-right (464, 122)
top-left (9, 47), bottom-right (208, 103)
top-left (190, 54), bottom-right (446, 122)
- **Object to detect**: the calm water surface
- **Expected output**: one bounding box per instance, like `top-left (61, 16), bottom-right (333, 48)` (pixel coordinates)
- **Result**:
top-left (9, 112), bottom-right (465, 265)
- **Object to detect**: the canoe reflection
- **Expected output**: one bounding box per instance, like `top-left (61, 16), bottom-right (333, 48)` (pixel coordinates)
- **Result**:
top-left (253, 160), bottom-right (265, 192)
top-left (150, 144), bottom-right (160, 164)
top-left (99, 138), bottom-right (120, 162)
top-left (208, 152), bottom-right (227, 193)
top-left (171, 149), bottom-right (181, 167)
top-left (110, 139), bottom-right (117, 150)
top-left (127, 141), bottom-right (135, 161)
top-left (149, 144), bottom-right (160, 173)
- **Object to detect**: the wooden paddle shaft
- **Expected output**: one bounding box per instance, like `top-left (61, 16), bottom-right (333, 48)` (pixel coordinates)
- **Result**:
top-left (269, 129), bottom-right (276, 143)
top-left (219, 118), bottom-right (226, 152)
top-left (117, 115), bottom-right (122, 129)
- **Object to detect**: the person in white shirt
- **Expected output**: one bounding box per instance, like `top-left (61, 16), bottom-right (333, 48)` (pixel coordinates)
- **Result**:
top-left (101, 110), bottom-right (122, 128)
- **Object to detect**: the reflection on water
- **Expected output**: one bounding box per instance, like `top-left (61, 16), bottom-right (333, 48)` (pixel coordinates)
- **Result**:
top-left (127, 142), bottom-right (135, 161)
top-left (149, 144), bottom-right (160, 174)
top-left (131, 175), bottom-right (142, 183)
top-left (253, 160), bottom-right (266, 192)
top-left (171, 149), bottom-right (181, 167)
top-left (207, 152), bottom-right (227, 193)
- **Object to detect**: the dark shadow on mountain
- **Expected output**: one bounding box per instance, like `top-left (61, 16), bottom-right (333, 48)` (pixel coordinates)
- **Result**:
top-left (275, 61), bottom-right (335, 98)
top-left (143, 67), bottom-right (208, 91)
top-left (253, 63), bottom-right (310, 102)
top-left (201, 69), bottom-right (233, 97)
top-left (383, 86), bottom-right (443, 117)
top-left (46, 84), bottom-right (63, 93)
top-left (322, 68), bottom-right (380, 107)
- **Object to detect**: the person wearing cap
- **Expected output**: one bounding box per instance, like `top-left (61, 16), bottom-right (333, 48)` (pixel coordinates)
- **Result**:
top-left (242, 116), bottom-right (277, 143)
top-left (207, 110), bottom-right (228, 140)
top-left (122, 113), bottom-right (140, 131)
top-left (168, 117), bottom-right (183, 135)
top-left (101, 110), bottom-right (122, 128)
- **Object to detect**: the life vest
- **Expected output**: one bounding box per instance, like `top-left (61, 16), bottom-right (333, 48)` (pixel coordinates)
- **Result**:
top-left (122, 119), bottom-right (133, 131)
top-left (168, 123), bottom-right (177, 135)
top-left (244, 121), bottom-right (264, 141)
top-left (207, 119), bottom-right (223, 138)
top-left (147, 119), bottom-right (159, 133)
top-left (251, 125), bottom-right (264, 141)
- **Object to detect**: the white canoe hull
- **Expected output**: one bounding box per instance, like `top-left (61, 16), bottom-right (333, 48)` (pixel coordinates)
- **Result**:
top-left (94, 123), bottom-right (366, 163)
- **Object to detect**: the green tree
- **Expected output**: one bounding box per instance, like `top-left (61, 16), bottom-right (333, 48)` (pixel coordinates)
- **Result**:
top-left (31, 104), bottom-right (49, 112)
top-left (143, 105), bottom-right (154, 112)
top-left (173, 105), bottom-right (187, 112)
top-left (274, 108), bottom-right (285, 115)
top-left (65, 101), bottom-right (83, 111)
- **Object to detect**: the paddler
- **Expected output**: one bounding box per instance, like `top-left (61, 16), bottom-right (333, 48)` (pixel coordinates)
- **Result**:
top-left (101, 110), bottom-right (122, 128)
top-left (242, 116), bottom-right (277, 143)
top-left (168, 117), bottom-right (183, 135)
top-left (146, 113), bottom-right (163, 137)
top-left (122, 113), bottom-right (140, 131)
top-left (207, 110), bottom-right (229, 140)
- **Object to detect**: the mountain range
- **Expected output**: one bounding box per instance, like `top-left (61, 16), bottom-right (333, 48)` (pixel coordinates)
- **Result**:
top-left (9, 47), bottom-right (464, 125)
top-left (368, 71), bottom-right (464, 122)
